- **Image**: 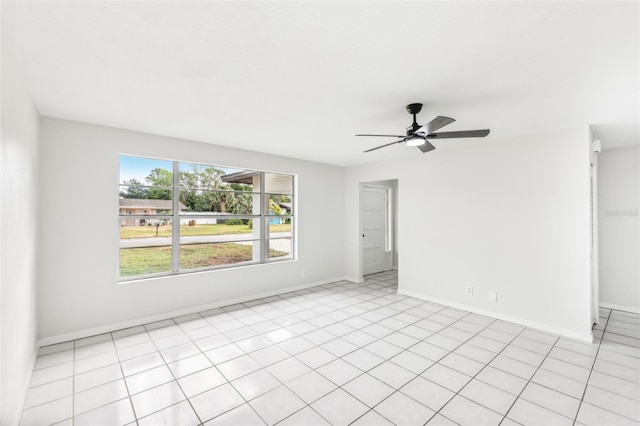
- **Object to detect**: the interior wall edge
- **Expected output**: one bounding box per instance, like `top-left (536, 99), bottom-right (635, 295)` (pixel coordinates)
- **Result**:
top-left (1, 18), bottom-right (40, 426)
top-left (7, 348), bottom-right (38, 426)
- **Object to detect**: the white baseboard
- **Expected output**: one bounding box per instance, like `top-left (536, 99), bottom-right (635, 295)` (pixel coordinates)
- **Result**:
top-left (38, 276), bottom-right (347, 347)
top-left (344, 276), bottom-right (363, 284)
top-left (398, 289), bottom-right (593, 343)
top-left (600, 302), bottom-right (640, 315)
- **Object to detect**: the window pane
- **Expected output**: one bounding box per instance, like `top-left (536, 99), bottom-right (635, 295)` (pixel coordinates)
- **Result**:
top-left (220, 168), bottom-right (258, 192)
top-left (267, 194), bottom-right (292, 216)
top-left (180, 242), bottom-right (261, 270)
top-left (179, 219), bottom-right (261, 270)
top-left (179, 163), bottom-right (257, 192)
top-left (268, 219), bottom-right (292, 238)
top-left (119, 220), bottom-right (173, 277)
top-left (265, 173), bottom-right (293, 195)
top-left (179, 163), bottom-right (226, 190)
top-left (120, 155), bottom-right (173, 187)
top-left (267, 238), bottom-right (292, 260)
top-left (179, 190), bottom-right (257, 214)
top-left (119, 193), bottom-right (176, 215)
top-left (180, 240), bottom-right (262, 270)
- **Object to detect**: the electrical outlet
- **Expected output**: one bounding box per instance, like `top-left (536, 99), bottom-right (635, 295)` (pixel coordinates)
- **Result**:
top-left (302, 268), bottom-right (308, 277)
top-left (465, 286), bottom-right (473, 296)
top-left (489, 291), bottom-right (498, 302)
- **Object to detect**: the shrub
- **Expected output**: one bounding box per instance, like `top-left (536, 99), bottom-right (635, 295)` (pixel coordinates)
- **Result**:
top-left (225, 219), bottom-right (244, 226)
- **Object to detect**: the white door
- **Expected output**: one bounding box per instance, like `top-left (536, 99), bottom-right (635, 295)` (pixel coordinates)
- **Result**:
top-left (362, 185), bottom-right (390, 275)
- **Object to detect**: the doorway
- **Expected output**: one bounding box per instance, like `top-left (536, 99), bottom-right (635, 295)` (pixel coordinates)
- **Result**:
top-left (360, 181), bottom-right (396, 276)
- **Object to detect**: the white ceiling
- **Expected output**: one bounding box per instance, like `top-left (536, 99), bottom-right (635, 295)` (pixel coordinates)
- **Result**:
top-left (2, 1), bottom-right (638, 166)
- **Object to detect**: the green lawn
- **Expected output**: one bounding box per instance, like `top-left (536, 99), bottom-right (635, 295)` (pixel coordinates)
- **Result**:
top-left (119, 243), bottom-right (288, 277)
top-left (120, 223), bottom-right (291, 239)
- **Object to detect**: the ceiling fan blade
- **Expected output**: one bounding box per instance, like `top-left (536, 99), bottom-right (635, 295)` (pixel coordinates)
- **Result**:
top-left (427, 116), bottom-right (456, 133)
top-left (414, 116), bottom-right (455, 135)
top-left (417, 140), bottom-right (436, 153)
top-left (427, 129), bottom-right (490, 139)
top-left (356, 134), bottom-right (406, 138)
top-left (364, 140), bottom-right (405, 153)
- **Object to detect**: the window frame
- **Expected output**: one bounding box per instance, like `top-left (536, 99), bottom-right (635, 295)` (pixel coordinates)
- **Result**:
top-left (118, 155), bottom-right (295, 281)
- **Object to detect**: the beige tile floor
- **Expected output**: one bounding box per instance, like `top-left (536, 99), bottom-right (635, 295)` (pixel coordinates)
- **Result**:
top-left (20, 271), bottom-right (640, 425)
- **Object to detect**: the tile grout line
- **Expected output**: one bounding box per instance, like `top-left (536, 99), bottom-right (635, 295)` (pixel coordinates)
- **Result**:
top-left (244, 276), bottom-right (390, 425)
top-left (72, 341), bottom-right (76, 426)
top-left (38, 274), bottom-right (502, 425)
top-left (111, 331), bottom-right (141, 426)
top-left (425, 317), bottom-right (528, 426)
top-left (345, 299), bottom-right (516, 425)
top-left (143, 318), bottom-right (206, 425)
top-left (498, 332), bottom-right (562, 425)
top-left (270, 274), bottom-right (415, 425)
top-left (22, 277), bottom-right (496, 423)
top-left (570, 308), bottom-right (611, 426)
top-left (273, 275), bottom-right (410, 426)
top-left (30, 273), bottom-right (640, 426)
top-left (571, 308), bottom-right (640, 425)
top-left (85, 302), bottom-right (633, 425)
top-left (101, 278), bottom-right (388, 424)
top-left (152, 278), bottom-right (395, 425)
top-left (198, 308), bottom-right (284, 426)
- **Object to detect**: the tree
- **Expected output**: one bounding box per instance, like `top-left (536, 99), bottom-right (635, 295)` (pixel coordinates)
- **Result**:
top-left (145, 168), bottom-right (173, 200)
top-left (142, 165), bottom-right (257, 214)
top-left (269, 198), bottom-right (285, 215)
top-left (119, 178), bottom-right (148, 199)
top-left (226, 183), bottom-right (253, 215)
top-left (176, 165), bottom-right (255, 214)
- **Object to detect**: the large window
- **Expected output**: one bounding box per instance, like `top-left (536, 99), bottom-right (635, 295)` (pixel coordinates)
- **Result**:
top-left (118, 155), bottom-right (295, 280)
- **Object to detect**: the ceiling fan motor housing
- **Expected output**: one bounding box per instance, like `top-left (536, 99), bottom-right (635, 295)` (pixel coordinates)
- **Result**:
top-left (406, 103), bottom-right (423, 115)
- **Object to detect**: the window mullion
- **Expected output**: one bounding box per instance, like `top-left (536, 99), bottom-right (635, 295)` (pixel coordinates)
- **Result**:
top-left (260, 172), bottom-right (266, 263)
top-left (172, 161), bottom-right (180, 273)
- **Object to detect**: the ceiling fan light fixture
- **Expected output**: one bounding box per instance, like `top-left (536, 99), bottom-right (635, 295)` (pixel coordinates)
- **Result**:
top-left (405, 135), bottom-right (425, 147)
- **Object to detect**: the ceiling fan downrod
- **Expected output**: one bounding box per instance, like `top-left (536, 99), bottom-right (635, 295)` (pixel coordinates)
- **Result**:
top-left (406, 103), bottom-right (423, 135)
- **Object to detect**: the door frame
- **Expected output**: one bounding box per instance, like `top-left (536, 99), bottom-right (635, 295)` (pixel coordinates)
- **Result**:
top-left (359, 182), bottom-right (394, 279)
top-left (590, 143), bottom-right (600, 327)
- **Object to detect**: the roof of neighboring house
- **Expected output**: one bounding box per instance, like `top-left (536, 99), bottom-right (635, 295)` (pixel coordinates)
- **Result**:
top-left (119, 198), bottom-right (187, 210)
top-left (221, 170), bottom-right (258, 185)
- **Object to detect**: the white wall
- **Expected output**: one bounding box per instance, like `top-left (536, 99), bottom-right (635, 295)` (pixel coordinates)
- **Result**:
top-left (344, 129), bottom-right (593, 341)
top-left (598, 146), bottom-right (640, 312)
top-left (0, 22), bottom-right (40, 426)
top-left (38, 117), bottom-right (345, 342)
